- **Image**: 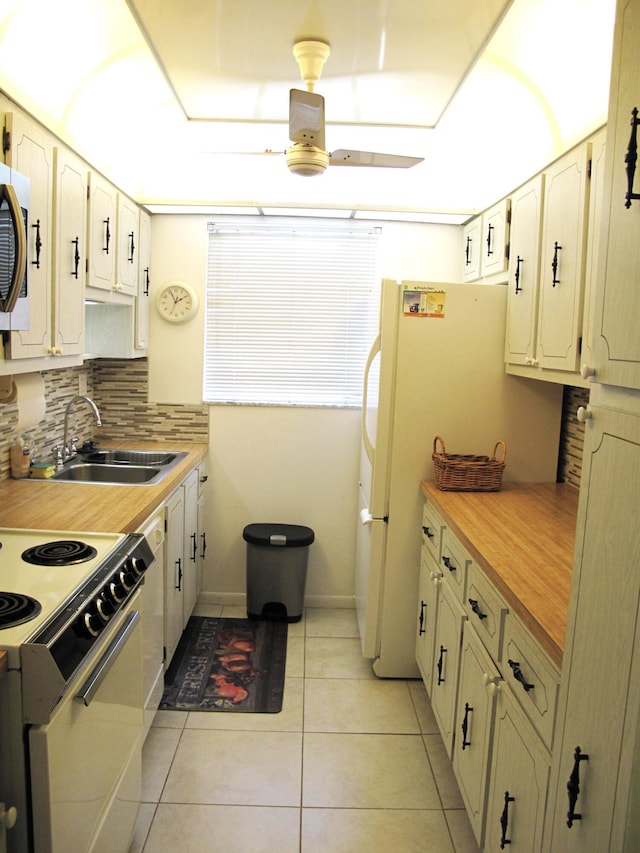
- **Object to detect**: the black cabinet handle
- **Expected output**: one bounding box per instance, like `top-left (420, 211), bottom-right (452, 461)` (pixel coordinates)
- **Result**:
top-left (486, 222), bottom-right (494, 257)
top-left (461, 702), bottom-right (473, 750)
top-left (508, 659), bottom-right (534, 692)
top-left (442, 555), bottom-right (456, 573)
top-left (175, 557), bottom-right (182, 591)
top-left (468, 598), bottom-right (487, 620)
top-left (103, 217), bottom-right (111, 254)
top-left (72, 237), bottom-right (80, 279)
top-left (418, 601), bottom-right (426, 636)
top-left (625, 107), bottom-right (640, 208)
top-left (200, 531), bottom-right (207, 560)
top-left (143, 267), bottom-right (150, 296)
top-left (32, 218), bottom-right (42, 269)
top-left (465, 234), bottom-right (472, 266)
top-left (191, 532), bottom-right (197, 562)
top-left (437, 645), bottom-right (447, 685)
top-left (514, 255), bottom-right (523, 293)
top-left (128, 231), bottom-right (135, 264)
top-left (567, 746), bottom-right (589, 828)
top-left (422, 525), bottom-right (434, 540)
top-left (551, 241), bottom-right (562, 286)
top-left (500, 790), bottom-right (515, 848)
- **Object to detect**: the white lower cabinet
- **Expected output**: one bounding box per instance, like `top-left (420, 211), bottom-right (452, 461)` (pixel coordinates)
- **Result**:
top-left (418, 494), bottom-right (558, 851)
top-left (136, 507), bottom-right (165, 739)
top-left (453, 623), bottom-right (500, 844)
top-left (484, 683), bottom-right (551, 853)
top-left (164, 463), bottom-right (208, 668)
top-left (431, 581), bottom-right (466, 759)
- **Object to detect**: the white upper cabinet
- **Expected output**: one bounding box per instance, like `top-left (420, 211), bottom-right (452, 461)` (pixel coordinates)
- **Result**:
top-left (536, 142), bottom-right (591, 372)
top-left (116, 193), bottom-right (138, 297)
top-left (591, 0), bottom-right (640, 390)
top-left (462, 198), bottom-right (510, 282)
top-left (136, 208), bottom-right (151, 350)
top-left (53, 146), bottom-right (86, 357)
top-left (504, 175), bottom-right (545, 367)
top-left (87, 171), bottom-right (117, 293)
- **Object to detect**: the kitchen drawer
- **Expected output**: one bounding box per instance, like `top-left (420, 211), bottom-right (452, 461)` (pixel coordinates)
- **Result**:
top-left (422, 499), bottom-right (445, 566)
top-left (440, 528), bottom-right (471, 603)
top-left (465, 564), bottom-right (508, 662)
top-left (502, 614), bottom-right (559, 751)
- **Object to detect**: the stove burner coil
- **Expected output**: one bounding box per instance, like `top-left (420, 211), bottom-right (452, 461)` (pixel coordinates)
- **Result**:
top-left (21, 540), bottom-right (98, 566)
top-left (0, 592), bottom-right (42, 628)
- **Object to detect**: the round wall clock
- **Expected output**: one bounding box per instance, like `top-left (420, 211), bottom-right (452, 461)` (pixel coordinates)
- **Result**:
top-left (156, 281), bottom-right (199, 323)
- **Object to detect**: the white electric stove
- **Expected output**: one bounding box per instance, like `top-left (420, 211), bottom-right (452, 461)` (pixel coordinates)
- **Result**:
top-left (0, 526), bottom-right (154, 853)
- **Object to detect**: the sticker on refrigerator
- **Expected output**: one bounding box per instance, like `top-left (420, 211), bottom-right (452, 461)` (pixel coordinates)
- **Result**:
top-left (402, 286), bottom-right (446, 317)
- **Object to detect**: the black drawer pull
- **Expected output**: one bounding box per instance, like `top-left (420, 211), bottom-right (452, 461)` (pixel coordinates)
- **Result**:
top-left (551, 241), bottom-right (562, 286)
top-left (567, 746), bottom-right (589, 828)
top-left (468, 598), bottom-right (487, 620)
top-left (436, 644), bottom-right (447, 685)
top-left (508, 659), bottom-right (534, 692)
top-left (418, 601), bottom-right (426, 636)
top-left (625, 107), bottom-right (640, 208)
top-left (461, 702), bottom-right (473, 750)
top-left (422, 525), bottom-right (434, 540)
top-left (500, 790), bottom-right (515, 848)
top-left (442, 555), bottom-right (456, 573)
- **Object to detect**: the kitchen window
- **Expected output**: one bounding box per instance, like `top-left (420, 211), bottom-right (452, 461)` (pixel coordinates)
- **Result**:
top-left (204, 222), bottom-right (381, 407)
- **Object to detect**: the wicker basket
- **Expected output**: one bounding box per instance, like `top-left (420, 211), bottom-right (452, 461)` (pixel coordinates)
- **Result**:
top-left (432, 435), bottom-right (506, 492)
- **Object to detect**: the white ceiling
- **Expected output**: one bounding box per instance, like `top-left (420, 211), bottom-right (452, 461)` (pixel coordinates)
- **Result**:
top-left (0, 0), bottom-right (616, 216)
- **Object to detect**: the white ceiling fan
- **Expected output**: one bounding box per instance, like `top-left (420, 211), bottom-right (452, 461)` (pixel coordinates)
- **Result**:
top-left (260, 39), bottom-right (425, 177)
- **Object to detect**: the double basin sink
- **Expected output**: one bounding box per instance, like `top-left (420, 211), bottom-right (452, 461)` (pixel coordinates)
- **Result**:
top-left (52, 449), bottom-right (188, 486)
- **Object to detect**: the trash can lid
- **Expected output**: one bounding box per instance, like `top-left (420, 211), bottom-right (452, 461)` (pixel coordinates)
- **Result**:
top-left (243, 523), bottom-right (315, 547)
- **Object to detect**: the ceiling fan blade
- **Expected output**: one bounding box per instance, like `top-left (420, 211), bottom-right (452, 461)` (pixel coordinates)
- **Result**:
top-left (330, 150), bottom-right (424, 168)
top-left (289, 89), bottom-right (325, 150)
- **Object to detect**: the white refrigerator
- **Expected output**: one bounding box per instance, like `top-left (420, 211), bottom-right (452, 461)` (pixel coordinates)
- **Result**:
top-left (356, 279), bottom-right (564, 678)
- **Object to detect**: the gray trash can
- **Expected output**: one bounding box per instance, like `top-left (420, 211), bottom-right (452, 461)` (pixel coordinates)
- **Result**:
top-left (243, 523), bottom-right (314, 622)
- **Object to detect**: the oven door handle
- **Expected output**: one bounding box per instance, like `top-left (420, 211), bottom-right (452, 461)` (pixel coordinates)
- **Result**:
top-left (75, 610), bottom-right (140, 707)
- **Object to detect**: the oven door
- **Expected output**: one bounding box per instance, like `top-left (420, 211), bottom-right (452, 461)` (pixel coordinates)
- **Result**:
top-left (28, 596), bottom-right (143, 853)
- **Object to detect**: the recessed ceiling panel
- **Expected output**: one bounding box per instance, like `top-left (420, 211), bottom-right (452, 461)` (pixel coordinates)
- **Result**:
top-left (127, 0), bottom-right (513, 127)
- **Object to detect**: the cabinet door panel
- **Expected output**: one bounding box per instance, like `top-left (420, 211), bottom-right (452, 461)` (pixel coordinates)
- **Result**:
top-left (453, 623), bottom-right (499, 847)
top-left (485, 684), bottom-right (550, 853)
top-left (463, 217), bottom-right (482, 281)
top-left (431, 583), bottom-right (466, 758)
top-left (416, 552), bottom-right (439, 694)
top-left (88, 172), bottom-right (116, 290)
top-left (538, 145), bottom-right (589, 371)
top-left (546, 406), bottom-right (640, 852)
top-left (504, 176), bottom-right (544, 366)
top-left (54, 147), bottom-right (86, 355)
top-left (594, 0), bottom-right (640, 389)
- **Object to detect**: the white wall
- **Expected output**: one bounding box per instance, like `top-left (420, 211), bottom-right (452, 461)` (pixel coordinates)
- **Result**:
top-left (149, 215), bottom-right (463, 606)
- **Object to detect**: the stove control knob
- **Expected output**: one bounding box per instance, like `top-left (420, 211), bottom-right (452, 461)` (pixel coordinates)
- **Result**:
top-left (96, 596), bottom-right (114, 621)
top-left (130, 556), bottom-right (147, 577)
top-left (119, 569), bottom-right (135, 592)
top-left (109, 580), bottom-right (126, 604)
top-left (83, 610), bottom-right (103, 637)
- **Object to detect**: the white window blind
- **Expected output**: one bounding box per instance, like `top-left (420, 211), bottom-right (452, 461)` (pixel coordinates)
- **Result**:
top-left (204, 223), bottom-right (381, 406)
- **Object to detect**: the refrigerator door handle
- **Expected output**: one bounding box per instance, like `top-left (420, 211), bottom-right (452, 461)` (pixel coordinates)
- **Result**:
top-left (362, 334), bottom-right (381, 466)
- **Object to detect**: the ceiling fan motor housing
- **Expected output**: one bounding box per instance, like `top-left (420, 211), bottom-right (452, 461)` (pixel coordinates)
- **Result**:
top-left (286, 143), bottom-right (330, 176)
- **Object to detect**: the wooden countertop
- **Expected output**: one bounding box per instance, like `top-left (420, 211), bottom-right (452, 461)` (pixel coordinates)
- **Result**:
top-left (421, 481), bottom-right (579, 667)
top-left (0, 441), bottom-right (208, 534)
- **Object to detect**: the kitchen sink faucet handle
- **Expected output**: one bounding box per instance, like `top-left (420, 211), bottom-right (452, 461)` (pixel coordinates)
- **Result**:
top-left (53, 445), bottom-right (64, 470)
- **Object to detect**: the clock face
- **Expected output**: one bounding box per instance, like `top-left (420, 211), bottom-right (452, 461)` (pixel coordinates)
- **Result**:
top-left (157, 283), bottom-right (199, 323)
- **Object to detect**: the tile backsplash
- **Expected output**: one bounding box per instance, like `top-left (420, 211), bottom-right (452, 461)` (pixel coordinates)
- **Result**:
top-left (0, 359), bottom-right (208, 480)
top-left (557, 385), bottom-right (589, 488)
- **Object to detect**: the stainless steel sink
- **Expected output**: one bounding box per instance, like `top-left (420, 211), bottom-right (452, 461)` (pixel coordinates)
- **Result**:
top-left (79, 449), bottom-right (180, 466)
top-left (50, 449), bottom-right (188, 485)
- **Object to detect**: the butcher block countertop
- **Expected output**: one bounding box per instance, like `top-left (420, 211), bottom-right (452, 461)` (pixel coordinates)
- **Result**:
top-left (421, 481), bottom-right (579, 667)
top-left (0, 441), bottom-right (208, 535)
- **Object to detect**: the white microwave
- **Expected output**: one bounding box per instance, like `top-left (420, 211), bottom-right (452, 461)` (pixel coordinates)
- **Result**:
top-left (0, 162), bottom-right (29, 331)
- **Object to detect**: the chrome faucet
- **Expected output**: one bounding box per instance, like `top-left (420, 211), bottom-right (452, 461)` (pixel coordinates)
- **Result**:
top-left (62, 395), bottom-right (102, 462)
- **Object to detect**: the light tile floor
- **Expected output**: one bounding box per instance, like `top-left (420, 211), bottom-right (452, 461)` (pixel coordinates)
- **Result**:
top-left (129, 606), bottom-right (481, 853)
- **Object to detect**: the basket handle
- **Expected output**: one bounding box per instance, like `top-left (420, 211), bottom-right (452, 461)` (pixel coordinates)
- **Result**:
top-left (492, 441), bottom-right (507, 463)
top-left (433, 435), bottom-right (446, 455)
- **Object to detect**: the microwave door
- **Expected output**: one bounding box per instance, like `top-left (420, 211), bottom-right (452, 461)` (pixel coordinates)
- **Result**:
top-left (0, 183), bottom-right (27, 313)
